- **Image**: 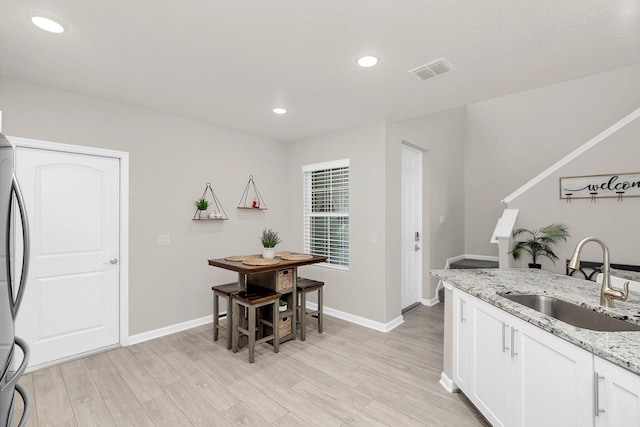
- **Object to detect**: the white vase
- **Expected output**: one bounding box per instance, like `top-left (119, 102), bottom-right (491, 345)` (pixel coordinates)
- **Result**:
top-left (262, 248), bottom-right (275, 259)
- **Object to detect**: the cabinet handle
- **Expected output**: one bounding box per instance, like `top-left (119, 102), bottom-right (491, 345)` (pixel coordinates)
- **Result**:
top-left (460, 300), bottom-right (466, 322)
top-left (594, 372), bottom-right (605, 416)
top-left (510, 327), bottom-right (518, 357)
top-left (501, 322), bottom-right (509, 352)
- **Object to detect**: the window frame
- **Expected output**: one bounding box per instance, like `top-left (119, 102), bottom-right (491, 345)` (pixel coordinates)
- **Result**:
top-left (302, 158), bottom-right (350, 271)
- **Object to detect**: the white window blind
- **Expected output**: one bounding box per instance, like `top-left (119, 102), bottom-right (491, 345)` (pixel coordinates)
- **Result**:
top-left (302, 159), bottom-right (349, 269)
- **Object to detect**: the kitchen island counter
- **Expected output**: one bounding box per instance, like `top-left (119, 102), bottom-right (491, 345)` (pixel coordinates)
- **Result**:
top-left (432, 268), bottom-right (640, 374)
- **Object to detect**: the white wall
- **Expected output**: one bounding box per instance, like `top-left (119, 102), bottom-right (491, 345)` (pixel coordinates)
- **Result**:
top-left (392, 108), bottom-right (467, 300)
top-left (285, 112), bottom-right (466, 325)
top-left (0, 76), bottom-right (289, 335)
top-left (286, 121), bottom-right (390, 324)
top-left (0, 75), bottom-right (465, 336)
top-left (508, 118), bottom-right (640, 271)
top-left (6, 61), bottom-right (635, 337)
top-left (464, 64), bottom-right (640, 257)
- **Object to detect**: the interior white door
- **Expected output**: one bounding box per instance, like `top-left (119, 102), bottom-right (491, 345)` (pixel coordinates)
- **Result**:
top-left (401, 145), bottom-right (422, 309)
top-left (15, 147), bottom-right (120, 367)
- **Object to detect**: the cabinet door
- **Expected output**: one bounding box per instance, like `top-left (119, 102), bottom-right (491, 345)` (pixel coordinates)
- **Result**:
top-left (594, 356), bottom-right (640, 427)
top-left (469, 298), bottom-right (512, 427)
top-left (513, 317), bottom-right (593, 427)
top-left (452, 288), bottom-right (470, 393)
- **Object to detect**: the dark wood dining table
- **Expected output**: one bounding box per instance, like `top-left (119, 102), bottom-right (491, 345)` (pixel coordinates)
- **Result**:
top-left (208, 253), bottom-right (327, 342)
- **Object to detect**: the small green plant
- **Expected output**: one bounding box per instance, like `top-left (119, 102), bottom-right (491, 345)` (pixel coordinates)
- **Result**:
top-left (261, 228), bottom-right (282, 248)
top-left (194, 198), bottom-right (209, 211)
top-left (510, 223), bottom-right (570, 266)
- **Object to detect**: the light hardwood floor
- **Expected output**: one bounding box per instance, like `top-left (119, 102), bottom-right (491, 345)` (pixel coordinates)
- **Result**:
top-left (12, 304), bottom-right (488, 426)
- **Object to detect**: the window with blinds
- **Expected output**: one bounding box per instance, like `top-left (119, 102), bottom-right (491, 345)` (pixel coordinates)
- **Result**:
top-left (302, 159), bottom-right (350, 269)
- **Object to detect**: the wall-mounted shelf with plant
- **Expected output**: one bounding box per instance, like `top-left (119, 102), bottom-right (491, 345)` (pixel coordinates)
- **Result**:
top-left (193, 182), bottom-right (228, 220)
top-left (237, 175), bottom-right (268, 210)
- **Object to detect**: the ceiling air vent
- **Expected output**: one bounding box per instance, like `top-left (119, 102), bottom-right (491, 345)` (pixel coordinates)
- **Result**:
top-left (409, 58), bottom-right (455, 81)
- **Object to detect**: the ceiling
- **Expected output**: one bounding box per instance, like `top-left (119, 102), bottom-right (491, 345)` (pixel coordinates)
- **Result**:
top-left (1, 1), bottom-right (639, 143)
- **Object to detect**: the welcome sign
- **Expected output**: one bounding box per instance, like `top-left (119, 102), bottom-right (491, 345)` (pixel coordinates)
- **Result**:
top-left (560, 173), bottom-right (640, 200)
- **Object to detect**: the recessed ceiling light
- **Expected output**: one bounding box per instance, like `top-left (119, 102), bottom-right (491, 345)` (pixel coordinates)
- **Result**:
top-left (273, 108), bottom-right (287, 115)
top-left (357, 56), bottom-right (378, 68)
top-left (26, 12), bottom-right (66, 33)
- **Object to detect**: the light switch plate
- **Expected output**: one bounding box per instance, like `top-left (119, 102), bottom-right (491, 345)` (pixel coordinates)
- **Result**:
top-left (158, 234), bottom-right (170, 246)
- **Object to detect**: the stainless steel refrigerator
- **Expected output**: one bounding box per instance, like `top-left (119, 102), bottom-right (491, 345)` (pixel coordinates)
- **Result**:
top-left (0, 132), bottom-right (30, 427)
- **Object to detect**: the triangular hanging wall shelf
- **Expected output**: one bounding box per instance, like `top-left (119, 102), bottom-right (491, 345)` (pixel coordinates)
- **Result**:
top-left (237, 175), bottom-right (268, 210)
top-left (193, 182), bottom-right (229, 220)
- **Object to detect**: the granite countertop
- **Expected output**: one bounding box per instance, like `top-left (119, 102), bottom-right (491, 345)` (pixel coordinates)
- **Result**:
top-left (432, 268), bottom-right (640, 375)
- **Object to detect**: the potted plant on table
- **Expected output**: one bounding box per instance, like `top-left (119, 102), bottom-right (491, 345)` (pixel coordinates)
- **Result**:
top-left (261, 228), bottom-right (282, 259)
top-left (510, 223), bottom-right (570, 269)
top-left (194, 198), bottom-right (209, 219)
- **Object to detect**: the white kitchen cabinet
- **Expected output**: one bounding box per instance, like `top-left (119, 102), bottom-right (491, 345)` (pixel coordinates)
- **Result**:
top-left (452, 287), bottom-right (470, 393)
top-left (512, 313), bottom-right (592, 427)
top-left (455, 290), bottom-right (594, 427)
top-left (594, 355), bottom-right (640, 426)
top-left (469, 298), bottom-right (512, 427)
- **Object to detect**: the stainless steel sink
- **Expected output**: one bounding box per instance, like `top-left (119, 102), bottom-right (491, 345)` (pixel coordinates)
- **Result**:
top-left (500, 294), bottom-right (640, 332)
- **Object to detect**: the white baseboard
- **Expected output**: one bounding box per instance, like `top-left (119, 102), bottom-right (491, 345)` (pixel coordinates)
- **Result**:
top-left (442, 253), bottom-right (500, 270)
top-left (460, 253), bottom-right (500, 262)
top-left (439, 371), bottom-right (460, 393)
top-left (443, 254), bottom-right (467, 265)
top-left (128, 303), bottom-right (408, 347)
top-left (435, 253), bottom-right (500, 295)
top-left (128, 314), bottom-right (214, 345)
top-left (306, 302), bottom-right (404, 333)
top-left (422, 297), bottom-right (441, 307)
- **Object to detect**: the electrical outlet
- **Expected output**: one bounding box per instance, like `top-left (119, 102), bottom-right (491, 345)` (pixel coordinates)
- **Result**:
top-left (158, 234), bottom-right (170, 246)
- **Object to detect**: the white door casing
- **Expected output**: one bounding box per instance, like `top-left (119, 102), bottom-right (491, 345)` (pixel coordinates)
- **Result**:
top-left (14, 145), bottom-right (123, 368)
top-left (401, 145), bottom-right (422, 309)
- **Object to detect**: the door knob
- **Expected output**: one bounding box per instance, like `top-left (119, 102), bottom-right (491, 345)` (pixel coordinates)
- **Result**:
top-left (104, 258), bottom-right (118, 265)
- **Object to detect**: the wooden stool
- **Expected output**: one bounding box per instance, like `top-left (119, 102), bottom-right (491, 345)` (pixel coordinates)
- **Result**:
top-left (212, 282), bottom-right (240, 349)
top-left (232, 286), bottom-right (281, 363)
top-left (296, 278), bottom-right (324, 341)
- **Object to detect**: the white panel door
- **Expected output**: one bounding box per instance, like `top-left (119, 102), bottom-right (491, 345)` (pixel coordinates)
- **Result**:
top-left (401, 146), bottom-right (422, 309)
top-left (15, 147), bottom-right (120, 367)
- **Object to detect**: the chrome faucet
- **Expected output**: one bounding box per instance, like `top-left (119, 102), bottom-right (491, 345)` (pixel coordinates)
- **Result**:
top-left (568, 237), bottom-right (629, 308)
